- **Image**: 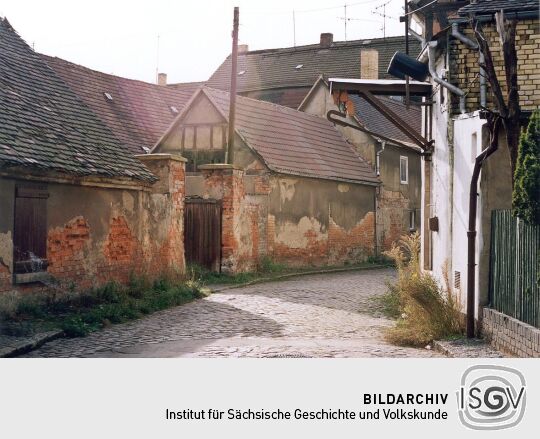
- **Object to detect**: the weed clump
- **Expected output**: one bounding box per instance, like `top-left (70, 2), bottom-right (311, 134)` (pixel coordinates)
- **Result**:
top-left (381, 233), bottom-right (463, 346)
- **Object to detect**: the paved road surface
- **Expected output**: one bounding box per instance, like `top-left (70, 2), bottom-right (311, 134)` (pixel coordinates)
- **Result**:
top-left (25, 268), bottom-right (440, 358)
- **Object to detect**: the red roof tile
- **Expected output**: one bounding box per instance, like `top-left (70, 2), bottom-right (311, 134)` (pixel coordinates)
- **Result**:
top-left (202, 88), bottom-right (379, 185)
top-left (42, 55), bottom-right (202, 154)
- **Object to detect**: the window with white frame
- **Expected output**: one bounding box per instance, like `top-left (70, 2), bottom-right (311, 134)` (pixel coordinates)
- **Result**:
top-left (400, 156), bottom-right (408, 184)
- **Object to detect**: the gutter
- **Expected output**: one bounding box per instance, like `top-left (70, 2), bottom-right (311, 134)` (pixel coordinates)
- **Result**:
top-left (375, 140), bottom-right (385, 176)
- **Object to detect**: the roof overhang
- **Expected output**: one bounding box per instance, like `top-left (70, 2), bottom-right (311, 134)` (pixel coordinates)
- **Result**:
top-left (327, 78), bottom-right (433, 151)
top-left (328, 78), bottom-right (432, 97)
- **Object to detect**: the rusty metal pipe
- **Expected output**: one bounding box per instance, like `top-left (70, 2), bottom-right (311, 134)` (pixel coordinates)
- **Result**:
top-left (466, 118), bottom-right (500, 338)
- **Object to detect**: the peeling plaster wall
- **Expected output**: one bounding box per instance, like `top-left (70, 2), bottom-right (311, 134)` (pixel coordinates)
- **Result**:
top-left (377, 143), bottom-right (422, 251)
top-left (301, 82), bottom-right (422, 252)
top-left (0, 156), bottom-right (186, 293)
top-left (268, 175), bottom-right (376, 266)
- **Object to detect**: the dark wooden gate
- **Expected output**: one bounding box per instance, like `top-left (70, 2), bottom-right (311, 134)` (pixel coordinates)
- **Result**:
top-left (184, 198), bottom-right (222, 272)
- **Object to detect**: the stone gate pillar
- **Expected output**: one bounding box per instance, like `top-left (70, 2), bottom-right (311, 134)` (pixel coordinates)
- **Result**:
top-left (136, 153), bottom-right (187, 276)
top-left (198, 164), bottom-right (245, 274)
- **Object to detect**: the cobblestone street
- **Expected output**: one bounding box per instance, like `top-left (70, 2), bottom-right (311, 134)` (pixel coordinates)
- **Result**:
top-left (24, 268), bottom-right (441, 358)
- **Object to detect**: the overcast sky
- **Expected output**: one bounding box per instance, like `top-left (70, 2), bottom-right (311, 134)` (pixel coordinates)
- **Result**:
top-left (1, 0), bottom-right (407, 84)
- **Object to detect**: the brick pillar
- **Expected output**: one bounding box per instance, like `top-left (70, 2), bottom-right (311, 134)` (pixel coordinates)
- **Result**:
top-left (199, 164), bottom-right (244, 273)
top-left (136, 154), bottom-right (186, 276)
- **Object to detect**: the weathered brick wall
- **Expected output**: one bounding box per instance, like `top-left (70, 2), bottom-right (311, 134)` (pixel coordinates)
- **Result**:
top-left (1, 154), bottom-right (186, 293)
top-left (267, 176), bottom-right (376, 267)
top-left (377, 188), bottom-right (411, 251)
top-left (198, 165), bottom-right (269, 274)
top-left (328, 212), bottom-right (375, 264)
top-left (0, 262), bottom-right (11, 293)
top-left (483, 308), bottom-right (540, 358)
top-left (449, 19), bottom-right (540, 114)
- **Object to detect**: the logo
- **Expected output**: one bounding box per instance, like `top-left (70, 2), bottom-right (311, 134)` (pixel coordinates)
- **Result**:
top-left (457, 365), bottom-right (526, 430)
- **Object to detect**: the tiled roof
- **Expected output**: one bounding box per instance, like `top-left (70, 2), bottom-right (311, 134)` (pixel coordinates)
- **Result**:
top-left (459, 0), bottom-right (539, 15)
top-left (0, 18), bottom-right (155, 182)
top-left (349, 95), bottom-right (422, 147)
top-left (43, 55), bottom-right (203, 154)
top-left (202, 87), bottom-right (379, 185)
top-left (245, 87), bottom-right (312, 109)
top-left (207, 35), bottom-right (421, 93)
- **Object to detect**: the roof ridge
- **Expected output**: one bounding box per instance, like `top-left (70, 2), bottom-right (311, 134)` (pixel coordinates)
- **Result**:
top-left (41, 53), bottom-right (205, 90)
top-left (203, 86), bottom-right (338, 126)
top-left (227, 34), bottom-right (409, 57)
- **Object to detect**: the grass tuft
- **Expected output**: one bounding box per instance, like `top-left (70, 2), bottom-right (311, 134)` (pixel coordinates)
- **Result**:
top-left (381, 233), bottom-right (463, 347)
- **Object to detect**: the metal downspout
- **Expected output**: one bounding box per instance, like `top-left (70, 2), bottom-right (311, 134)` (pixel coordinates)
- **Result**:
top-left (466, 118), bottom-right (501, 338)
top-left (427, 43), bottom-right (466, 113)
top-left (451, 22), bottom-right (486, 107)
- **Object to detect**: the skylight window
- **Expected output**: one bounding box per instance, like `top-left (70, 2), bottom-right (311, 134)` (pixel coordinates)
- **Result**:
top-left (295, 64), bottom-right (303, 70)
top-left (103, 92), bottom-right (113, 101)
top-left (238, 70), bottom-right (246, 76)
top-left (170, 106), bottom-right (179, 114)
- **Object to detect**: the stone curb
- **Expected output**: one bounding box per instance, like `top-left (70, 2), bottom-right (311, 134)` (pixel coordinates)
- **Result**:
top-left (432, 340), bottom-right (455, 357)
top-left (208, 264), bottom-right (393, 293)
top-left (432, 339), bottom-right (506, 358)
top-left (0, 330), bottom-right (64, 358)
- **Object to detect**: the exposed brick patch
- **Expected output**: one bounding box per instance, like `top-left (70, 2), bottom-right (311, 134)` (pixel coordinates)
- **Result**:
top-left (482, 308), bottom-right (540, 358)
top-left (47, 216), bottom-right (92, 287)
top-left (376, 188), bottom-right (410, 251)
top-left (328, 212), bottom-right (375, 264)
top-left (267, 214), bottom-right (276, 254)
top-left (101, 216), bottom-right (143, 284)
top-left (271, 218), bottom-right (329, 267)
top-left (0, 260), bottom-right (12, 292)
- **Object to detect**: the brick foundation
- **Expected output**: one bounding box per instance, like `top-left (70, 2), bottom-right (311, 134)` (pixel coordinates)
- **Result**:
top-left (482, 308), bottom-right (540, 358)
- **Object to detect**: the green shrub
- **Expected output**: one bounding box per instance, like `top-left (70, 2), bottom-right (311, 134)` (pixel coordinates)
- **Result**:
top-left (513, 109), bottom-right (540, 225)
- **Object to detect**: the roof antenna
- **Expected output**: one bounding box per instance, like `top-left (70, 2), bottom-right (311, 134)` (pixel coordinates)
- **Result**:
top-left (373, 0), bottom-right (392, 39)
top-left (344, 4), bottom-right (347, 41)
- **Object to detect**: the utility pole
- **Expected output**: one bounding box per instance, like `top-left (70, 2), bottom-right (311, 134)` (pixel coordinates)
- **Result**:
top-left (404, 0), bottom-right (409, 108)
top-left (226, 6), bottom-right (239, 165)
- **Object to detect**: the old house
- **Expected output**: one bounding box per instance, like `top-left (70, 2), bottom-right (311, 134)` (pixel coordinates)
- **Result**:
top-left (153, 87), bottom-right (380, 271)
top-left (299, 76), bottom-right (423, 252)
top-left (0, 18), bottom-right (187, 293)
top-left (41, 54), bottom-right (381, 272)
top-left (203, 33), bottom-right (421, 108)
top-left (390, 0), bottom-right (539, 355)
top-left (205, 33), bottom-right (424, 252)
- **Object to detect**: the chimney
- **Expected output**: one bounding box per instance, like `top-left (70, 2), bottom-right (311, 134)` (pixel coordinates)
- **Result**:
top-left (360, 49), bottom-right (379, 79)
top-left (238, 44), bottom-right (249, 53)
top-left (320, 33), bottom-right (333, 48)
top-left (157, 72), bottom-right (167, 86)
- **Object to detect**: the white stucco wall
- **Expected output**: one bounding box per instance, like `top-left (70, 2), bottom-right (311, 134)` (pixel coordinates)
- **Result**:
top-left (422, 53), bottom-right (453, 288)
top-left (452, 113), bottom-right (485, 317)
